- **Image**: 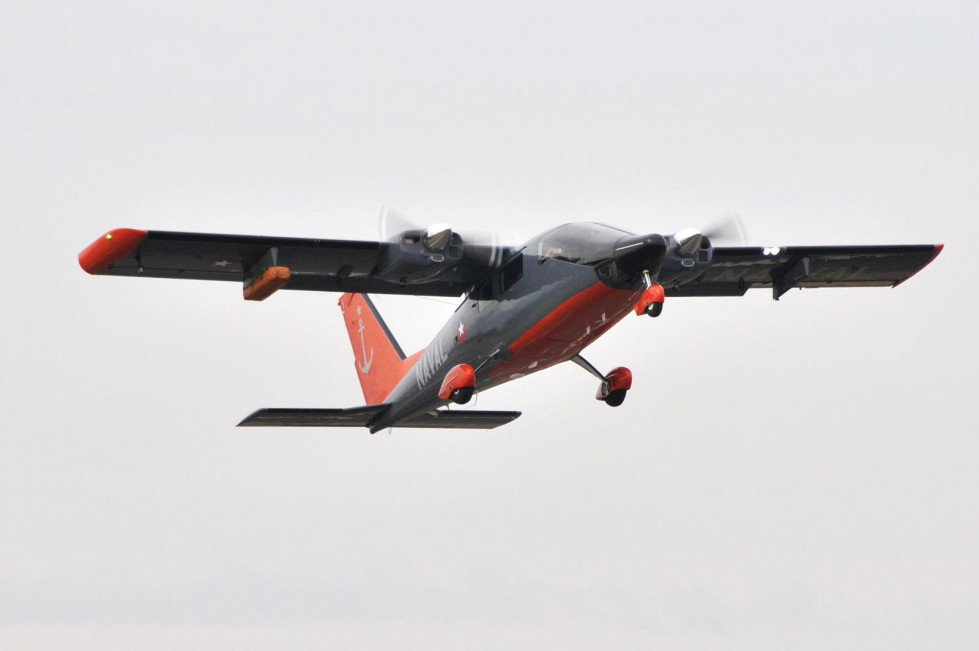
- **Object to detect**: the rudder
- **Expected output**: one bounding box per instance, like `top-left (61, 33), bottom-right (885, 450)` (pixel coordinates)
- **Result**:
top-left (338, 293), bottom-right (415, 404)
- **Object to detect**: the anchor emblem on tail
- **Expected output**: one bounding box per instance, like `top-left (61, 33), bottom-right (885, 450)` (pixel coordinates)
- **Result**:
top-left (357, 318), bottom-right (374, 373)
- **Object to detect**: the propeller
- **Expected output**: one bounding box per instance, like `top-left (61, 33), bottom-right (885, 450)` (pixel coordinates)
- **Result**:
top-left (703, 213), bottom-right (747, 245)
top-left (377, 206), bottom-right (514, 269)
top-left (377, 206), bottom-right (418, 242)
top-left (461, 229), bottom-right (508, 269)
top-left (673, 213), bottom-right (748, 256)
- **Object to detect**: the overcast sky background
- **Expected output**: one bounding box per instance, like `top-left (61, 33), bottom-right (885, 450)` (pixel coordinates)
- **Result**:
top-left (2, 1), bottom-right (977, 648)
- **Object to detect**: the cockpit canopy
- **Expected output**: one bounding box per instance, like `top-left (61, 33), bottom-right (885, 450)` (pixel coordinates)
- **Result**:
top-left (532, 223), bottom-right (634, 265)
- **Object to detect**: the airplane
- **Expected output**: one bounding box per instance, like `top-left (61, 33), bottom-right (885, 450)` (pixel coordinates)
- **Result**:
top-left (79, 221), bottom-right (943, 433)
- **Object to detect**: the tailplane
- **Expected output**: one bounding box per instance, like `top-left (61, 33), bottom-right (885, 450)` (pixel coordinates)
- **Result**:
top-left (338, 293), bottom-right (417, 404)
top-left (238, 406), bottom-right (521, 430)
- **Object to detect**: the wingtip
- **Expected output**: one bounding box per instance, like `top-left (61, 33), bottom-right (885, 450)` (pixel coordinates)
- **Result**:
top-left (237, 409), bottom-right (265, 427)
top-left (78, 228), bottom-right (147, 274)
top-left (893, 242), bottom-right (945, 288)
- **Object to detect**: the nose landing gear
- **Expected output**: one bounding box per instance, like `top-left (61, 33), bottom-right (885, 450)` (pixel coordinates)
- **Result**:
top-left (570, 355), bottom-right (633, 408)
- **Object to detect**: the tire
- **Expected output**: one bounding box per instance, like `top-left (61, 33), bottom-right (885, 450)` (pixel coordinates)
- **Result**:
top-left (451, 386), bottom-right (474, 404)
top-left (604, 389), bottom-right (627, 407)
top-left (645, 303), bottom-right (663, 318)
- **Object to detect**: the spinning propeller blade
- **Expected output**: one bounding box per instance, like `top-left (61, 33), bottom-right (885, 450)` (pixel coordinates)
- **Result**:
top-left (702, 213), bottom-right (748, 245)
top-left (672, 214), bottom-right (748, 255)
top-left (377, 206), bottom-right (514, 269)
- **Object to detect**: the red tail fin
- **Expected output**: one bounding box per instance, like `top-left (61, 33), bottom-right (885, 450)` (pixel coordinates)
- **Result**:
top-left (338, 293), bottom-right (418, 404)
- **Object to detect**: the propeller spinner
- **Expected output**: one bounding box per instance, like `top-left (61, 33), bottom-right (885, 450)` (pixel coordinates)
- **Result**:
top-left (423, 223), bottom-right (453, 251)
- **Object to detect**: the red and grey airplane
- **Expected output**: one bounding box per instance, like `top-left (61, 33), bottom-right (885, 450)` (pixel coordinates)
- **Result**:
top-left (79, 222), bottom-right (942, 432)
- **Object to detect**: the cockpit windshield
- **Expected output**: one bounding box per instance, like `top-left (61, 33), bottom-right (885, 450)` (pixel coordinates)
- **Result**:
top-left (534, 223), bottom-right (633, 264)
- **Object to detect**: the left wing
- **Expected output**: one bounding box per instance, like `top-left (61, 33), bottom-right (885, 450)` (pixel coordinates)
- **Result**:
top-left (666, 244), bottom-right (943, 299)
top-left (79, 228), bottom-right (502, 298)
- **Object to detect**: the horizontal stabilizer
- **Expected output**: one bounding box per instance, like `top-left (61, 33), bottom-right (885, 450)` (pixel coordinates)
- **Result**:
top-left (238, 406), bottom-right (521, 430)
top-left (399, 409), bottom-right (522, 429)
top-left (239, 405), bottom-right (387, 427)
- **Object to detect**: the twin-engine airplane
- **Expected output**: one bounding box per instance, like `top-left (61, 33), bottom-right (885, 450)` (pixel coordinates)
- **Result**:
top-left (80, 221), bottom-right (942, 432)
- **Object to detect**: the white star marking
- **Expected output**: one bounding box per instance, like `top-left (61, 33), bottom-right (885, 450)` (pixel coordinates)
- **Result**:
top-left (210, 259), bottom-right (233, 268)
top-left (457, 323), bottom-right (466, 339)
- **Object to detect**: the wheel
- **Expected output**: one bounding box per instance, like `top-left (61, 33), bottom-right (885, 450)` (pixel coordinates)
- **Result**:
top-left (450, 386), bottom-right (474, 404)
top-left (645, 302), bottom-right (663, 318)
top-left (603, 389), bottom-right (627, 407)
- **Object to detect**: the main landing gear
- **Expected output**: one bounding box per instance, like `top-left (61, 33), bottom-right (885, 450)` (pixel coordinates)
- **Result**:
top-left (439, 364), bottom-right (477, 404)
top-left (571, 355), bottom-right (633, 408)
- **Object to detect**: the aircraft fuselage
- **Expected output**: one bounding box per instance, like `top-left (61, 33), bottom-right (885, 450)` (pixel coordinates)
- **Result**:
top-left (373, 224), bottom-right (648, 431)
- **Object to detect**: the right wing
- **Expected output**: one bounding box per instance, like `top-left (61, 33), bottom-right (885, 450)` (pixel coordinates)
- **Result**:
top-left (667, 244), bottom-right (943, 299)
top-left (79, 227), bottom-right (503, 298)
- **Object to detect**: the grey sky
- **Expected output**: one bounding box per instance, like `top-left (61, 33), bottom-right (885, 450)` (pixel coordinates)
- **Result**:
top-left (2, 1), bottom-right (977, 648)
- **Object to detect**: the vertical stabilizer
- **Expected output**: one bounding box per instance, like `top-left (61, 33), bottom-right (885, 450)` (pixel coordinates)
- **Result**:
top-left (338, 293), bottom-right (416, 404)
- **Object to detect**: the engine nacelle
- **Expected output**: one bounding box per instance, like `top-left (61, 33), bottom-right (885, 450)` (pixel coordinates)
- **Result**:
top-left (593, 229), bottom-right (714, 291)
top-left (656, 232), bottom-right (714, 287)
top-left (376, 227), bottom-right (465, 284)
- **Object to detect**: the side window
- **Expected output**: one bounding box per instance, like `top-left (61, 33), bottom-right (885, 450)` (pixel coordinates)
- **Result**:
top-left (469, 282), bottom-right (494, 302)
top-left (460, 253), bottom-right (524, 308)
top-left (500, 253), bottom-right (524, 293)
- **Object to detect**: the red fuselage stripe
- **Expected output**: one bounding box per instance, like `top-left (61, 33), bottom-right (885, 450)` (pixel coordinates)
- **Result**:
top-left (484, 281), bottom-right (639, 382)
top-left (509, 281), bottom-right (637, 355)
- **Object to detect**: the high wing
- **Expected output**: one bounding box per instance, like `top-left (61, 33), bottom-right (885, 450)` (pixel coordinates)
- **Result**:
top-left (79, 228), bottom-right (502, 298)
top-left (667, 244), bottom-right (943, 299)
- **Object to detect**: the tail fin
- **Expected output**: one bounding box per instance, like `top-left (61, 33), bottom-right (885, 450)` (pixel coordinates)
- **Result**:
top-left (338, 293), bottom-right (416, 404)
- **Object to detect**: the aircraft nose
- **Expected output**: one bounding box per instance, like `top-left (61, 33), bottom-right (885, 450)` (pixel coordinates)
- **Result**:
top-left (612, 233), bottom-right (668, 274)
